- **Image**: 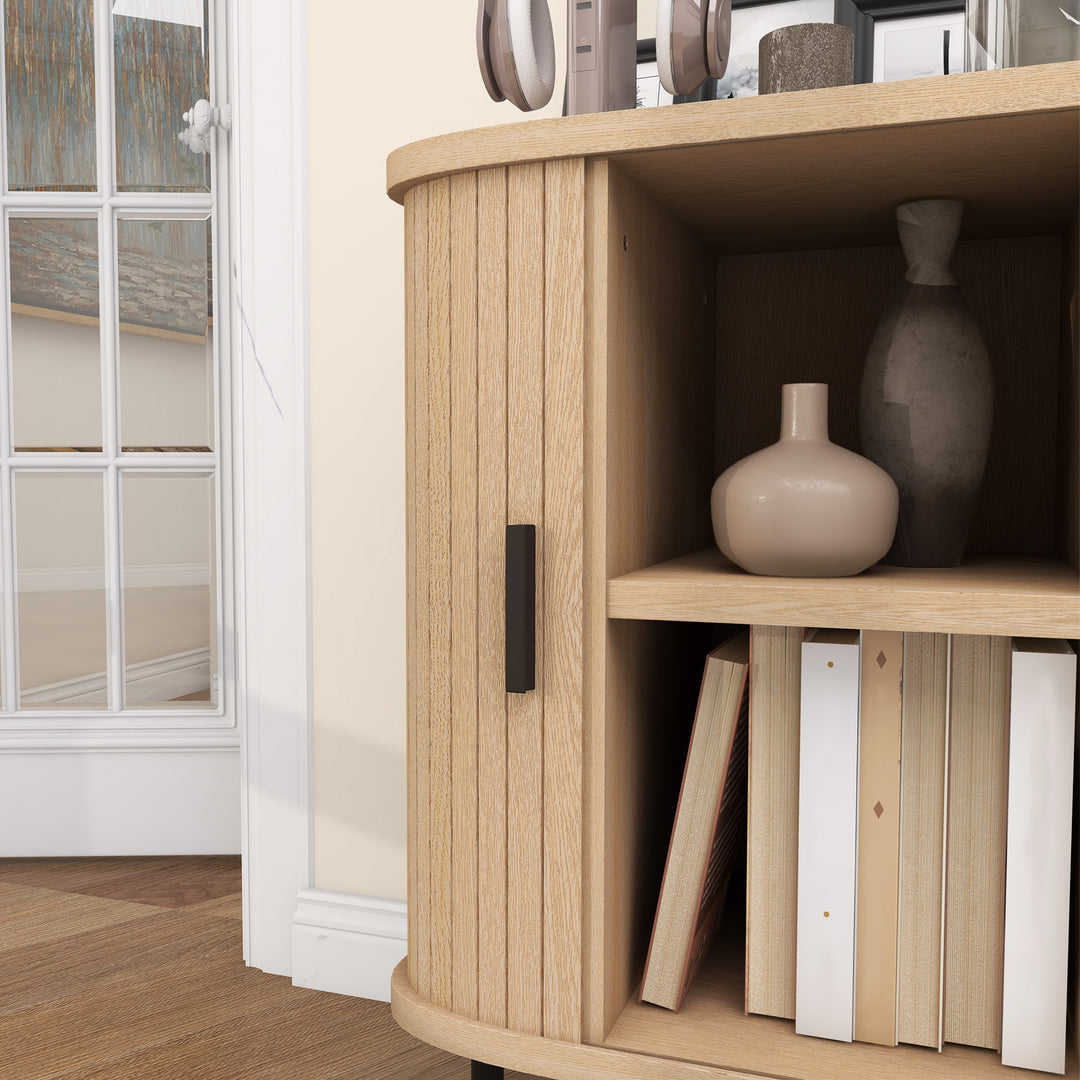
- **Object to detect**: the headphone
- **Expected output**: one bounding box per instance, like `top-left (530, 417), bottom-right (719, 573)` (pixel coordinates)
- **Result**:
top-left (477, 0), bottom-right (557, 112)
top-left (656, 0), bottom-right (733, 96)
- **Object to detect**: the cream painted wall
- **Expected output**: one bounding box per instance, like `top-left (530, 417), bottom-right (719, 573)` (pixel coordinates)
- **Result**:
top-left (308, 0), bottom-right (658, 901)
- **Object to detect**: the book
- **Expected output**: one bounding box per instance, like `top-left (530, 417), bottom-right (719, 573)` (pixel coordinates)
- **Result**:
top-left (640, 627), bottom-right (750, 1012)
top-left (853, 629), bottom-right (903, 1046)
top-left (943, 634), bottom-right (1010, 1051)
top-left (896, 632), bottom-right (950, 1050)
top-left (795, 627), bottom-right (861, 1044)
top-left (1001, 639), bottom-right (1077, 1074)
top-left (745, 623), bottom-right (802, 1020)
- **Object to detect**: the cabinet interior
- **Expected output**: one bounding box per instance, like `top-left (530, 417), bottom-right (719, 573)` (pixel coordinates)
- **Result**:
top-left (587, 129), bottom-right (1080, 1078)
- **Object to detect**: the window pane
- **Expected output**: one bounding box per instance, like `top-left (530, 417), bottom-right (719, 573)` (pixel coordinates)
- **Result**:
top-left (118, 218), bottom-right (213, 451)
top-left (16, 472), bottom-right (107, 708)
top-left (10, 217), bottom-right (103, 452)
top-left (114, 1), bottom-right (209, 192)
top-left (5, 0), bottom-right (96, 191)
top-left (122, 472), bottom-right (215, 707)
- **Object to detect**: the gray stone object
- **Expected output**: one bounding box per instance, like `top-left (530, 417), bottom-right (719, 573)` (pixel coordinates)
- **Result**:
top-left (858, 199), bottom-right (993, 568)
top-left (758, 23), bottom-right (854, 95)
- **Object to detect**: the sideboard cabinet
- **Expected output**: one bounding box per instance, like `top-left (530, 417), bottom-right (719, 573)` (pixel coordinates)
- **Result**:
top-left (387, 63), bottom-right (1080, 1080)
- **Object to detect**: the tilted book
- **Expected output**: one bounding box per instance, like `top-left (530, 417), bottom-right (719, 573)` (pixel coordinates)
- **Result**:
top-left (640, 627), bottom-right (750, 1012)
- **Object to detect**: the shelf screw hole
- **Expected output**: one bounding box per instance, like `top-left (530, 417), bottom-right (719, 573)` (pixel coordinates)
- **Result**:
top-left (824, 911), bottom-right (830, 918)
top-left (622, 235), bottom-right (628, 251)
top-left (827, 661), bottom-right (834, 668)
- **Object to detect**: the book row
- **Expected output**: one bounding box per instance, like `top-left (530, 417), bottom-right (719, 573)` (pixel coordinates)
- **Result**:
top-left (641, 625), bottom-right (1078, 1076)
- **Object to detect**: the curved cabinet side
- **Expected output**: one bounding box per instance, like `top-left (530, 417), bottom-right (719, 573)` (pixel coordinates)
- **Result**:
top-left (391, 961), bottom-right (762, 1080)
top-left (405, 160), bottom-right (588, 1041)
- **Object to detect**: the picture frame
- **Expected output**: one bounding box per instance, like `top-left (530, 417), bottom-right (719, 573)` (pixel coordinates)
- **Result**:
top-left (834, 0), bottom-right (966, 82)
top-left (716, 0), bottom-right (837, 97)
top-left (635, 38), bottom-right (717, 106)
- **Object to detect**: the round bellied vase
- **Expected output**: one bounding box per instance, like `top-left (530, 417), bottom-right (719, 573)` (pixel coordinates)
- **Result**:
top-left (858, 198), bottom-right (992, 568)
top-left (711, 383), bottom-right (899, 577)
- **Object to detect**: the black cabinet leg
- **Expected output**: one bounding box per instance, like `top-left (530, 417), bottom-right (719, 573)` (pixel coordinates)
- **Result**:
top-left (470, 1062), bottom-right (504, 1080)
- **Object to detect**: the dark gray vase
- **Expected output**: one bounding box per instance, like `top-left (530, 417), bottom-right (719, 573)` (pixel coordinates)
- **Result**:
top-left (858, 199), bottom-right (992, 568)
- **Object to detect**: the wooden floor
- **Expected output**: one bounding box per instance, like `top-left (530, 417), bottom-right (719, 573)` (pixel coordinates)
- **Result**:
top-left (0, 856), bottom-right (544, 1079)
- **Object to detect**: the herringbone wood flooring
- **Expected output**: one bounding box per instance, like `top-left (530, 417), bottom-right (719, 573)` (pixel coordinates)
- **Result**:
top-left (0, 856), bottom-right (544, 1079)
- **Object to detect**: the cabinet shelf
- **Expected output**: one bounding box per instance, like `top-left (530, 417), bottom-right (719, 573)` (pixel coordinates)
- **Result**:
top-left (605, 913), bottom-right (1076, 1080)
top-left (607, 549), bottom-right (1080, 638)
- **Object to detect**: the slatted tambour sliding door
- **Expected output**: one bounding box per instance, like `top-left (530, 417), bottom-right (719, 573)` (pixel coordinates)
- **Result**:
top-left (404, 160), bottom-right (586, 1043)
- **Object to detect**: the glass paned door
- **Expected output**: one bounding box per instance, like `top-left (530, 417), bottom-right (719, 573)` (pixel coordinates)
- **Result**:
top-left (0, 0), bottom-right (229, 720)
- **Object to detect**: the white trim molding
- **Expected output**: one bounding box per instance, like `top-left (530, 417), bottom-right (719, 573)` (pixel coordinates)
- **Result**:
top-left (0, 747), bottom-right (240, 855)
top-left (291, 890), bottom-right (407, 1003)
top-left (232, 0), bottom-right (312, 978)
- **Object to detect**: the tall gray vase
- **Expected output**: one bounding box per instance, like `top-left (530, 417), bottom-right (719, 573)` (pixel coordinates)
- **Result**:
top-left (858, 199), bottom-right (992, 568)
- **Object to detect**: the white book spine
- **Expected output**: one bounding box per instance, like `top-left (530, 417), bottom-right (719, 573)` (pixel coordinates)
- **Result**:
top-left (1001, 640), bottom-right (1077, 1075)
top-left (795, 632), bottom-right (861, 1043)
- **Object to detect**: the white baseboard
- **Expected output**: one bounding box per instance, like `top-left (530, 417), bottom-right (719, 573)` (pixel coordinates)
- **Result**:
top-left (291, 889), bottom-right (407, 1003)
top-left (0, 748), bottom-right (240, 855)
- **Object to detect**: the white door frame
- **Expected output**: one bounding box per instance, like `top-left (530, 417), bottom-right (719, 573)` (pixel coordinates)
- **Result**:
top-left (230, 0), bottom-right (313, 976)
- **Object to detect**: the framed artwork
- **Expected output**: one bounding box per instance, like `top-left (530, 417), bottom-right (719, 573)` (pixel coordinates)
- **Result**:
top-left (635, 38), bottom-right (718, 105)
top-left (834, 0), bottom-right (965, 82)
top-left (716, 0), bottom-right (836, 96)
top-left (636, 38), bottom-right (675, 107)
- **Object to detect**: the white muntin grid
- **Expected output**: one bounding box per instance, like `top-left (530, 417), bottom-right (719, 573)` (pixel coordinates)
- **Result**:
top-left (0, 0), bottom-right (235, 733)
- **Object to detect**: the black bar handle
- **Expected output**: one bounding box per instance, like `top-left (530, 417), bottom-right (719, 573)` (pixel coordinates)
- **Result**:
top-left (505, 524), bottom-right (536, 694)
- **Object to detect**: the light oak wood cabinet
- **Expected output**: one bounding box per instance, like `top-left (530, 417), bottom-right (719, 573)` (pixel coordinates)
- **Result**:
top-left (387, 64), bottom-right (1080, 1080)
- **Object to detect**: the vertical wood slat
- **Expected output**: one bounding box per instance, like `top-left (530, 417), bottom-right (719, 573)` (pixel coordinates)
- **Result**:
top-left (477, 167), bottom-right (509, 1031)
top-left (542, 157), bottom-right (585, 1044)
top-left (404, 185), bottom-right (417, 992)
top-left (506, 161), bottom-right (546, 1038)
top-left (427, 176), bottom-right (454, 1013)
top-left (450, 171), bottom-right (480, 1022)
top-left (408, 182), bottom-right (432, 1001)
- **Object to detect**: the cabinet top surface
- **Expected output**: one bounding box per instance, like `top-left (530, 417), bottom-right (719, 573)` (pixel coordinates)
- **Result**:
top-left (387, 63), bottom-right (1078, 206)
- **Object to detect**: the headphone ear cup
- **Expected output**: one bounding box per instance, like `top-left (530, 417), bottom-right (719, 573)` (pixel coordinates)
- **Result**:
top-left (505, 0), bottom-right (556, 110)
top-left (656, 0), bottom-right (710, 96)
top-left (477, 0), bottom-right (506, 102)
top-left (706, 0), bottom-right (732, 80)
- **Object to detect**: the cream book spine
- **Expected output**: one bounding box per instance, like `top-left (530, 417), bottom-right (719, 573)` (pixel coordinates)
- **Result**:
top-left (746, 623), bottom-right (802, 1020)
top-left (943, 634), bottom-right (1010, 1051)
top-left (896, 632), bottom-right (950, 1050)
top-left (1000, 639), bottom-right (1077, 1075)
top-left (795, 628), bottom-right (861, 1043)
top-left (853, 629), bottom-right (903, 1046)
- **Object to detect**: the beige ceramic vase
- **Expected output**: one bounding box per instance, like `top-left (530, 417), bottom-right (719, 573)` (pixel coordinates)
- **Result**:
top-left (711, 383), bottom-right (899, 576)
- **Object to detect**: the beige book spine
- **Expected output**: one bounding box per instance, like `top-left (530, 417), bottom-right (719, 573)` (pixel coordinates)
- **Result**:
top-left (896, 632), bottom-right (949, 1049)
top-left (746, 624), bottom-right (802, 1020)
top-left (943, 634), bottom-right (1010, 1050)
top-left (853, 630), bottom-right (904, 1046)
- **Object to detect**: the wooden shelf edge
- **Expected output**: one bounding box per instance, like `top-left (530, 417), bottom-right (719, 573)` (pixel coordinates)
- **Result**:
top-left (387, 64), bottom-right (1079, 204)
top-left (390, 959), bottom-right (764, 1080)
top-left (606, 550), bottom-right (1080, 638)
